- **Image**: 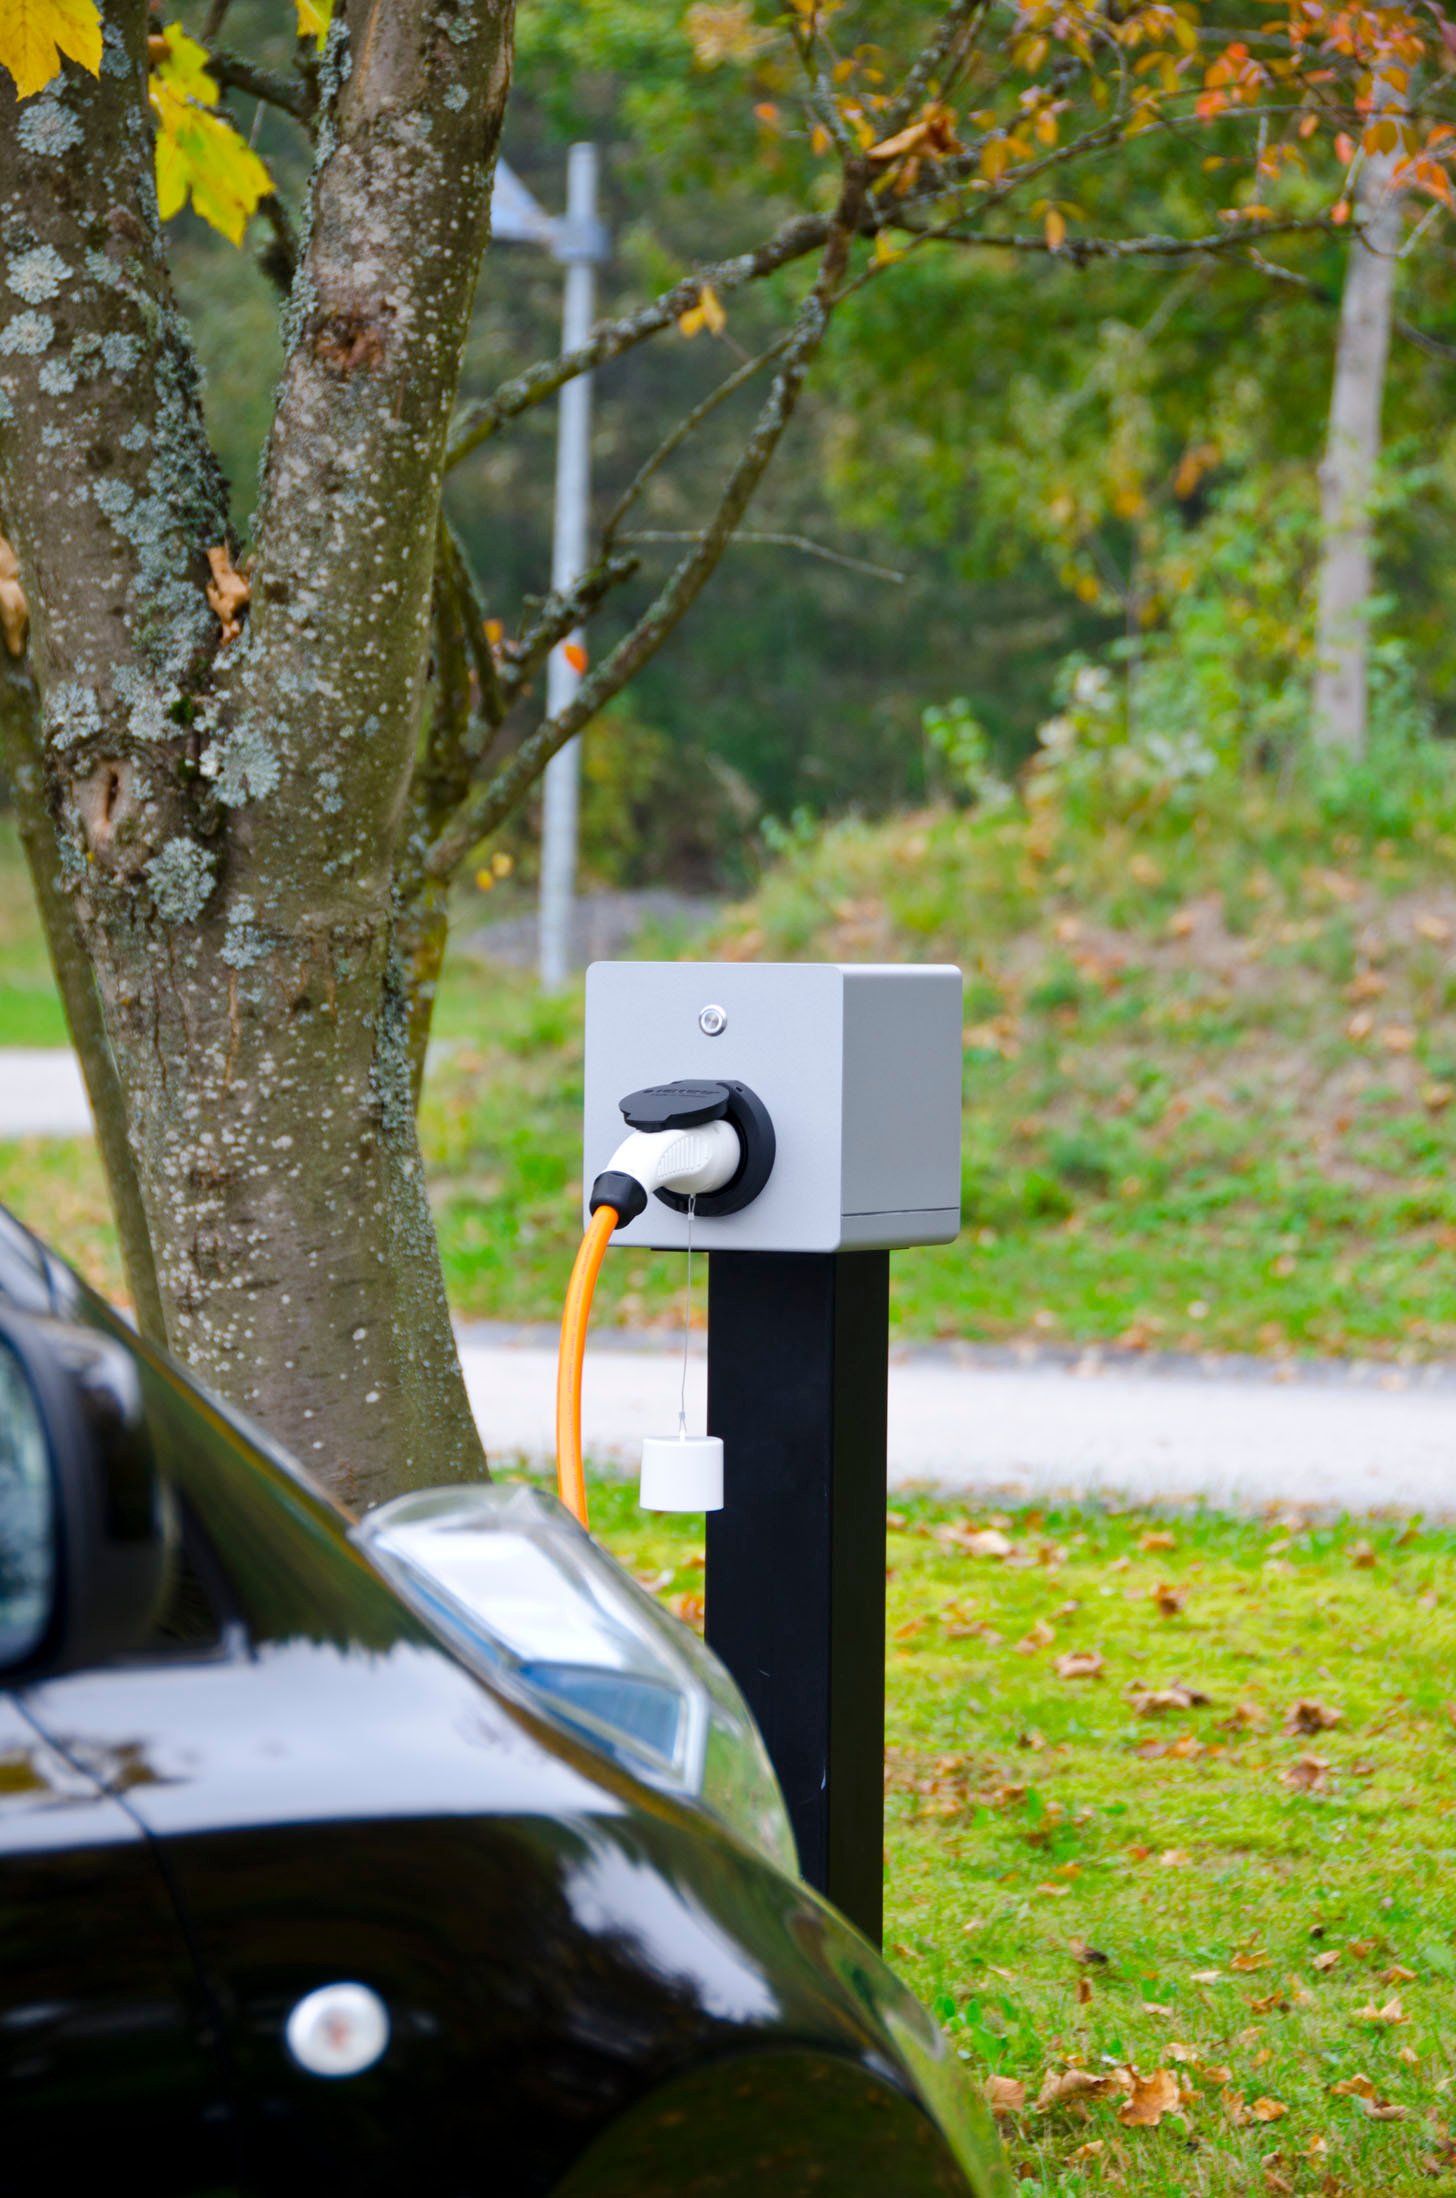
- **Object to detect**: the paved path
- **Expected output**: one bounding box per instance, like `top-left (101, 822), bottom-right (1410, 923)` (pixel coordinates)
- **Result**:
top-left (3, 1050), bottom-right (1452, 1515)
top-left (0, 1048), bottom-right (91, 1138)
top-left (458, 1323), bottom-right (1456, 1517)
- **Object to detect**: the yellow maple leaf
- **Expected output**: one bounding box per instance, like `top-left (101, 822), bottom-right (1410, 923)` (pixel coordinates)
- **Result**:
top-left (155, 21), bottom-right (217, 102)
top-left (150, 23), bottom-right (272, 245)
top-left (0, 0), bottom-right (101, 102)
top-left (677, 284), bottom-right (726, 339)
top-left (294, 0), bottom-right (334, 53)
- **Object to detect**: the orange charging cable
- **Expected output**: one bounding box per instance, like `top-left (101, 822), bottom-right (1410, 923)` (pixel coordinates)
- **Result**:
top-left (556, 1203), bottom-right (619, 1531)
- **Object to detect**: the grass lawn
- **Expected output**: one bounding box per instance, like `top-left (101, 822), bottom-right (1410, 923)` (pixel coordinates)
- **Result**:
top-left (8, 788), bottom-right (1456, 1360)
top-left (588, 1474), bottom-right (1456, 2197)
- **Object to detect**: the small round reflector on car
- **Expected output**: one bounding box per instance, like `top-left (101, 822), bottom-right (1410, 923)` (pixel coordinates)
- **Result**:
top-left (284, 1983), bottom-right (390, 2078)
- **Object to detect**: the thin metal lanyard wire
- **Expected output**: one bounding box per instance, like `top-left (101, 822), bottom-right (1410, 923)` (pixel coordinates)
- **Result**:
top-left (678, 1196), bottom-right (696, 1436)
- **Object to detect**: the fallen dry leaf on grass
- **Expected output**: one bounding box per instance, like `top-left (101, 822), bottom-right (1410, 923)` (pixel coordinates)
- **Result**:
top-left (1150, 1581), bottom-right (1188, 1616)
top-left (1282, 1754), bottom-right (1331, 1792)
top-left (1036, 2066), bottom-right (1122, 2111)
top-left (1251, 2097), bottom-right (1289, 2122)
top-left (1220, 1700), bottom-right (1271, 1732)
top-left (985, 2076), bottom-right (1025, 2117)
top-left (1355, 1996), bottom-right (1407, 2026)
top-left (1067, 2139), bottom-right (1104, 2162)
top-left (1015, 1619), bottom-right (1056, 1654)
top-left (1330, 2073), bottom-right (1408, 2118)
top-left (936, 1523), bottom-right (1016, 1560)
top-left (1349, 1539), bottom-right (1377, 1569)
top-left (1129, 1683), bottom-right (1211, 1715)
top-left (1056, 1649), bottom-right (1104, 1681)
top-left (1231, 1950), bottom-right (1271, 1973)
top-left (1119, 2067), bottom-right (1182, 2127)
top-left (1285, 1699), bottom-right (1344, 1735)
top-left (1312, 1950), bottom-right (1342, 1973)
top-left (1378, 1964), bottom-right (1416, 1986)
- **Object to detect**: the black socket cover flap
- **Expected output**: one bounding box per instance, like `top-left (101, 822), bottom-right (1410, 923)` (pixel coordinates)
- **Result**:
top-left (619, 1081), bottom-right (732, 1131)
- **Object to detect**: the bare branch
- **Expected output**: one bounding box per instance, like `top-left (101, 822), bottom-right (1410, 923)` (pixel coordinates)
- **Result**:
top-left (439, 519), bottom-right (508, 728)
top-left (255, 191), bottom-right (299, 296)
top-left (446, 213), bottom-right (830, 467)
top-left (601, 335), bottom-right (792, 549)
top-left (427, 185), bottom-right (867, 877)
top-left (620, 529), bottom-right (905, 583)
top-left (917, 215), bottom-right (1337, 263)
top-left (1241, 246), bottom-right (1456, 361)
top-left (498, 552), bottom-right (640, 709)
top-left (443, 111), bottom-right (1149, 469)
top-left (883, 0), bottom-right (990, 134)
top-left (209, 45), bottom-right (315, 121)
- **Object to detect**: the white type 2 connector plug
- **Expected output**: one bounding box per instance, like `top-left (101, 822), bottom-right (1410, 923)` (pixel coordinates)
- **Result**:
top-left (602, 1121), bottom-right (742, 1207)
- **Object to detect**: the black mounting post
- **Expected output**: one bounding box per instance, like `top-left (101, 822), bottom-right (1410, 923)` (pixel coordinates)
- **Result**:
top-left (704, 1250), bottom-right (890, 1947)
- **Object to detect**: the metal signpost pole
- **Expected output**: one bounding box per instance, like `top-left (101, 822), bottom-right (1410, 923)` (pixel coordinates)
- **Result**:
top-left (538, 143), bottom-right (601, 992)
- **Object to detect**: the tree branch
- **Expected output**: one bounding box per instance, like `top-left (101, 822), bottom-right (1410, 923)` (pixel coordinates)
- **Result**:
top-left (882, 0), bottom-right (990, 134)
top-left (209, 45), bottom-right (315, 121)
top-left (601, 335), bottom-right (792, 550)
top-left (0, 653), bottom-right (165, 1336)
top-left (497, 552), bottom-right (640, 710)
top-left (439, 517), bottom-right (508, 728)
top-left (427, 184), bottom-right (867, 878)
top-left (239, 0), bottom-right (515, 900)
top-left (446, 212), bottom-right (830, 466)
top-left (620, 530), bottom-right (906, 583)
top-left (917, 215), bottom-right (1337, 263)
top-left (442, 111), bottom-right (1153, 470)
top-left (1240, 245), bottom-right (1456, 361)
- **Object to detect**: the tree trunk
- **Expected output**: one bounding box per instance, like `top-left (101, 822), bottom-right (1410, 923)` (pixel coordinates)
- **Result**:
top-left (0, 656), bottom-right (164, 1336)
top-left (1311, 127), bottom-right (1403, 758)
top-left (0, 0), bottom-right (514, 1507)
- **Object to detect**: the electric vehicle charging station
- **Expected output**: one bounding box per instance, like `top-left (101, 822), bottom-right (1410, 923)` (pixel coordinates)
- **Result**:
top-left (580, 960), bottom-right (963, 1945)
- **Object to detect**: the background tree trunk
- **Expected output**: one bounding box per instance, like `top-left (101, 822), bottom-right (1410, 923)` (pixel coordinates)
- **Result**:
top-left (1311, 129), bottom-right (1403, 758)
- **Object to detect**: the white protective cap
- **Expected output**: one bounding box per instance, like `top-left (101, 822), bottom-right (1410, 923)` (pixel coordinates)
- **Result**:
top-left (640, 1433), bottom-right (724, 1513)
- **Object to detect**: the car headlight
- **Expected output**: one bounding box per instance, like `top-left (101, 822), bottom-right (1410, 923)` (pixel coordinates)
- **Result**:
top-left (355, 1483), bottom-right (797, 1876)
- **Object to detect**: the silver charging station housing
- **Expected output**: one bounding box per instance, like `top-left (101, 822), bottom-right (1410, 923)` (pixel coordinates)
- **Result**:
top-left (583, 961), bottom-right (963, 1252)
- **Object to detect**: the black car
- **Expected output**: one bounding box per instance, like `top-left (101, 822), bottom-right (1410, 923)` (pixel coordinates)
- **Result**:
top-left (0, 1205), bottom-right (1009, 2194)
